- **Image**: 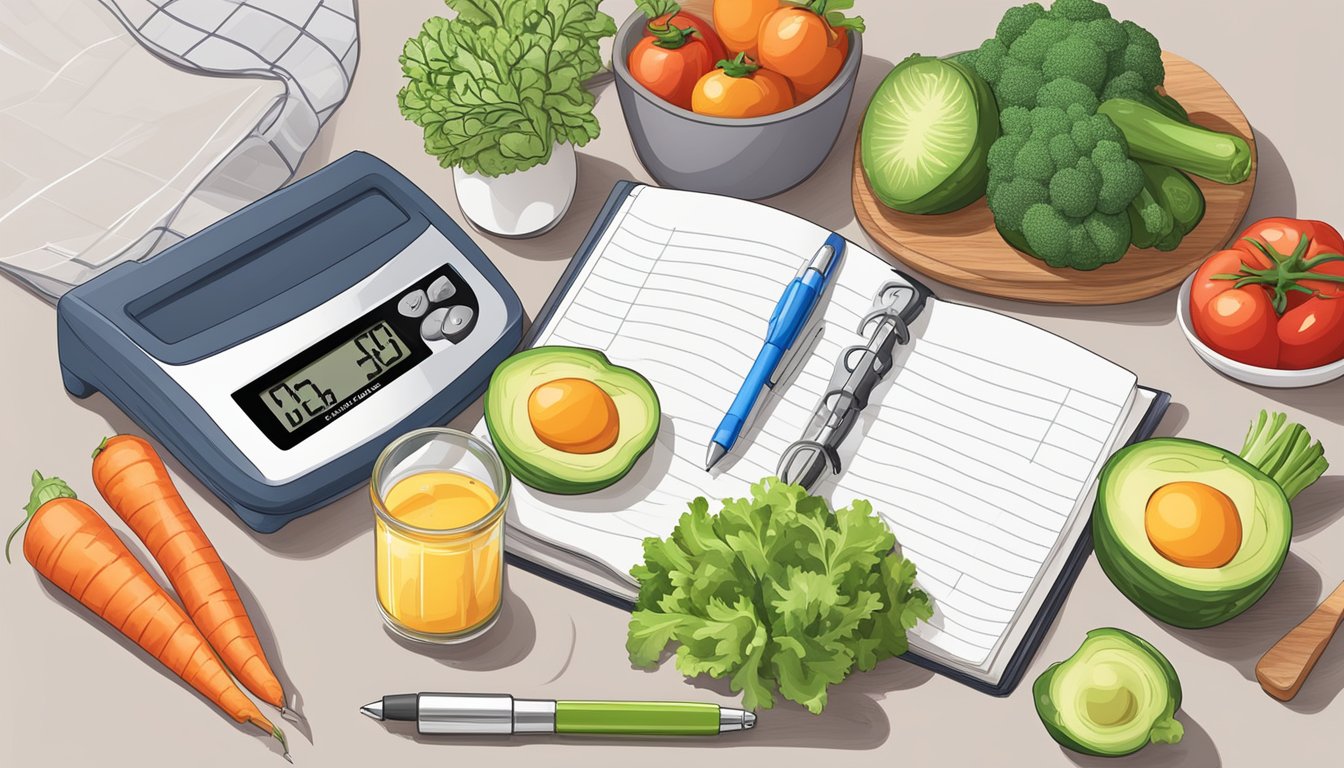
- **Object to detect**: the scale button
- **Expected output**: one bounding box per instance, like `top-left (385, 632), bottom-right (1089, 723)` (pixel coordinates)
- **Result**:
top-left (420, 307), bottom-right (450, 341)
top-left (427, 275), bottom-right (457, 303)
top-left (397, 289), bottom-right (429, 318)
top-left (443, 305), bottom-right (475, 340)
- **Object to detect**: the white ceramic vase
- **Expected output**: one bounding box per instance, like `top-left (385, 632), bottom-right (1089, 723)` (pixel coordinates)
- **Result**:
top-left (452, 143), bottom-right (577, 239)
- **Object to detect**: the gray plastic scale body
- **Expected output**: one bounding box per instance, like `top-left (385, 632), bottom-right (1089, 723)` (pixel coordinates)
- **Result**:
top-left (56, 152), bottom-right (523, 532)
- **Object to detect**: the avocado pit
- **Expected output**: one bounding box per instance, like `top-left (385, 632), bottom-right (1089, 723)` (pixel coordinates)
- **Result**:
top-left (527, 377), bottom-right (620, 454)
top-left (1143, 481), bottom-right (1242, 569)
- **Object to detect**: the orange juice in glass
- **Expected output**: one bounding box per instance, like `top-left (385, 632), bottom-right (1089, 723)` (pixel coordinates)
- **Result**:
top-left (372, 428), bottom-right (510, 643)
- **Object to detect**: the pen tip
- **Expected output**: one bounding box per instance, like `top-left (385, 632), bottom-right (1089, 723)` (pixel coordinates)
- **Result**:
top-left (359, 701), bottom-right (385, 721)
top-left (704, 443), bottom-right (726, 472)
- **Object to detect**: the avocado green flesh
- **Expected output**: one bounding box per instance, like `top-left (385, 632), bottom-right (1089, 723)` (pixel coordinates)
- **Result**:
top-left (484, 347), bottom-right (660, 495)
top-left (1034, 628), bottom-right (1183, 757)
top-left (1093, 438), bottom-right (1291, 629)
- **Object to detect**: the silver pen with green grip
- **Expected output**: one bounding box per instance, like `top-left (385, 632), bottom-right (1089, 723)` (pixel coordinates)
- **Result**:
top-left (360, 693), bottom-right (756, 736)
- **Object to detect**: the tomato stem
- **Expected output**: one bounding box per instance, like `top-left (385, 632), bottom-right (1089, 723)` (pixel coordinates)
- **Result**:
top-left (646, 19), bottom-right (697, 49)
top-left (717, 52), bottom-right (761, 79)
top-left (1211, 233), bottom-right (1344, 314)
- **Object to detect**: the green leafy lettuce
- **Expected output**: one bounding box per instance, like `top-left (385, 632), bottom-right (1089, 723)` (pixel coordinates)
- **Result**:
top-left (627, 477), bottom-right (933, 714)
top-left (397, 0), bottom-right (616, 177)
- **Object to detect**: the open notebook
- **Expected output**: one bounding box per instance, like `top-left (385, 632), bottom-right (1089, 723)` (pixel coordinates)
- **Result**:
top-left (476, 183), bottom-right (1167, 694)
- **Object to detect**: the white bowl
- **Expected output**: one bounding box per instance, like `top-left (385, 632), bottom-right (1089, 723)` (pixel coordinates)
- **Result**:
top-left (1176, 275), bottom-right (1344, 388)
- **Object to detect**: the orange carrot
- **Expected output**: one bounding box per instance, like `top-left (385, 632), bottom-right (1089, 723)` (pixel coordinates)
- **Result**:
top-left (91, 435), bottom-right (287, 713)
top-left (6, 472), bottom-right (288, 759)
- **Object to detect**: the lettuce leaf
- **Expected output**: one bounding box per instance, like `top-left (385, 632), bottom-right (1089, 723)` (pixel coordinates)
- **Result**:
top-left (397, 0), bottom-right (615, 176)
top-left (627, 477), bottom-right (933, 714)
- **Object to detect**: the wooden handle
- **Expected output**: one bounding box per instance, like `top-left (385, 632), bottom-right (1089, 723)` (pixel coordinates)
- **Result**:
top-left (1256, 581), bottom-right (1344, 701)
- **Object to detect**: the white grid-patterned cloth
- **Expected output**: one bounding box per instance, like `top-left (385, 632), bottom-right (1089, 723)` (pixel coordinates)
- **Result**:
top-left (0, 0), bottom-right (359, 299)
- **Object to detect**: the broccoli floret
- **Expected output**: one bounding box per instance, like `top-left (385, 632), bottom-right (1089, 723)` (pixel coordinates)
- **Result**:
top-left (1019, 205), bottom-right (1073, 265)
top-left (1048, 132), bottom-right (1082, 167)
top-left (1078, 18), bottom-right (1127, 53)
top-left (996, 64), bottom-right (1046, 108)
top-left (1092, 139), bottom-right (1145, 213)
top-left (1042, 37), bottom-right (1107, 92)
top-left (1084, 212), bottom-right (1132, 260)
top-left (999, 106), bottom-right (1034, 137)
top-left (989, 177), bottom-right (1050, 233)
top-left (1009, 18), bottom-right (1074, 65)
top-left (1049, 166), bottom-right (1100, 217)
top-left (996, 3), bottom-right (1048, 47)
top-left (1052, 0), bottom-right (1112, 22)
top-left (1013, 139), bottom-right (1056, 182)
top-left (971, 38), bottom-right (1010, 83)
top-left (1069, 111), bottom-right (1123, 151)
top-left (1100, 70), bottom-right (1149, 102)
top-left (1019, 205), bottom-right (1129, 270)
top-left (1029, 105), bottom-right (1072, 138)
top-left (1120, 20), bottom-right (1165, 89)
top-left (1037, 77), bottom-right (1099, 113)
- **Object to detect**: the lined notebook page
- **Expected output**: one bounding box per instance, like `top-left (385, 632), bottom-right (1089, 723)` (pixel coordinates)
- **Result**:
top-left (828, 301), bottom-right (1138, 672)
top-left (481, 185), bottom-right (1138, 677)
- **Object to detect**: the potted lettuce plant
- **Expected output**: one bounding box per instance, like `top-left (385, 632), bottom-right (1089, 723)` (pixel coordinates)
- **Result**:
top-left (398, 0), bottom-right (615, 238)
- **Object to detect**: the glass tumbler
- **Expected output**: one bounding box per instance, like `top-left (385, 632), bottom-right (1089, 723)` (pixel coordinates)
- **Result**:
top-left (371, 428), bottom-right (510, 644)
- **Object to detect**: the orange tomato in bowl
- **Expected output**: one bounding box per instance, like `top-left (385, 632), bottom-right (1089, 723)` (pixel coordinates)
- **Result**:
top-left (713, 0), bottom-right (781, 58)
top-left (692, 53), bottom-right (795, 118)
top-left (757, 2), bottom-right (861, 102)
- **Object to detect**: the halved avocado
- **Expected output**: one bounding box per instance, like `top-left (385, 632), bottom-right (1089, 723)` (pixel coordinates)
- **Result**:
top-left (484, 347), bottom-right (660, 495)
top-left (1093, 438), bottom-right (1291, 629)
top-left (1034, 628), bottom-right (1183, 757)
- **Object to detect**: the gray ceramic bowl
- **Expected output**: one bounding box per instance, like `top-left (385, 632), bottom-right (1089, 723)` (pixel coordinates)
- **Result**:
top-left (612, 12), bottom-right (862, 200)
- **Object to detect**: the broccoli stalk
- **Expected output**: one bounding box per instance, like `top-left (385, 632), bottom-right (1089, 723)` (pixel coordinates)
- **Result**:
top-left (1098, 98), bottom-right (1253, 184)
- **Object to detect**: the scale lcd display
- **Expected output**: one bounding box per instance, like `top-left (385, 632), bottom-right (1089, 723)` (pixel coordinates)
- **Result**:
top-left (260, 320), bottom-right (411, 433)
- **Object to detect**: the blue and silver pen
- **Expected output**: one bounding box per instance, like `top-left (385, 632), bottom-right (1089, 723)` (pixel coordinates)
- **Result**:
top-left (704, 233), bottom-right (846, 471)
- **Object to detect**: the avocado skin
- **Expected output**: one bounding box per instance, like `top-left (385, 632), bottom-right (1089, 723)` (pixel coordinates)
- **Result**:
top-left (1092, 437), bottom-right (1292, 629)
top-left (483, 346), bottom-right (661, 495)
top-left (1033, 628), bottom-right (1182, 757)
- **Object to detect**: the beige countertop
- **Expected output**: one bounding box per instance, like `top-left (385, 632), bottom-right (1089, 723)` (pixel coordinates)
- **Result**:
top-left (3, 2), bottom-right (1341, 766)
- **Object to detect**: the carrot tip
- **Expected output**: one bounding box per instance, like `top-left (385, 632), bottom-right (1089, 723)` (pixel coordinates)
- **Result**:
top-left (271, 723), bottom-right (290, 759)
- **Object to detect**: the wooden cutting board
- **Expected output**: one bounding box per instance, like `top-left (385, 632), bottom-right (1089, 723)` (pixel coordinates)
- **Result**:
top-left (852, 52), bottom-right (1257, 305)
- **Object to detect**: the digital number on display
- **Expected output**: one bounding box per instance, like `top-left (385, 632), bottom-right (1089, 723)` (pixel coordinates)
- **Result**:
top-left (261, 321), bottom-right (409, 432)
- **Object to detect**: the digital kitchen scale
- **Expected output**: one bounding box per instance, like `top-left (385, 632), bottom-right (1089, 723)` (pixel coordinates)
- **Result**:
top-left (56, 152), bottom-right (524, 532)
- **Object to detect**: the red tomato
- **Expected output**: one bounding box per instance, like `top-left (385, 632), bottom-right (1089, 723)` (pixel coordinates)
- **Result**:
top-left (1189, 218), bottom-right (1344, 369)
top-left (1279, 296), bottom-right (1344, 369)
top-left (644, 10), bottom-right (727, 63)
top-left (1194, 286), bottom-right (1280, 368)
top-left (628, 15), bottom-right (722, 110)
